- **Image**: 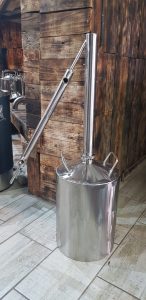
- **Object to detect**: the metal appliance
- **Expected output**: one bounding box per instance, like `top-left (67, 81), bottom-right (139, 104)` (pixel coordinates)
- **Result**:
top-left (0, 90), bottom-right (13, 191)
top-left (10, 33), bottom-right (119, 262)
top-left (56, 33), bottom-right (120, 261)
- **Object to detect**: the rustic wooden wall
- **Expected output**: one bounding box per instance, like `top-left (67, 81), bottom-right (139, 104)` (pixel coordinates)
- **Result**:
top-left (94, 0), bottom-right (146, 177)
top-left (20, 0), bottom-right (146, 200)
top-left (0, 21), bottom-right (23, 70)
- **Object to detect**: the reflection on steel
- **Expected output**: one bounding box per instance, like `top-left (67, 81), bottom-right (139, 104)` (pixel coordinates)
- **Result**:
top-left (10, 39), bottom-right (86, 185)
top-left (56, 33), bottom-right (120, 261)
top-left (12, 96), bottom-right (26, 110)
top-left (83, 32), bottom-right (97, 163)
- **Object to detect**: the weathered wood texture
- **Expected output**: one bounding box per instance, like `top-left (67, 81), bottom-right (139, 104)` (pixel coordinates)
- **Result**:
top-left (40, 0), bottom-right (93, 13)
top-left (0, 21), bottom-right (23, 70)
top-left (100, 0), bottom-right (146, 58)
top-left (20, 0), bottom-right (40, 13)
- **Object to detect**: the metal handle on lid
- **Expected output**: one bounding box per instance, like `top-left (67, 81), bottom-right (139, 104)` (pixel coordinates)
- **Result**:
top-left (103, 152), bottom-right (118, 177)
top-left (61, 153), bottom-right (72, 173)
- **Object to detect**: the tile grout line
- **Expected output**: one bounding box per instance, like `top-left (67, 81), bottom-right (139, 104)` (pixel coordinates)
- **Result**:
top-left (77, 245), bottom-right (119, 300)
top-left (0, 207), bottom-right (55, 246)
top-left (14, 289), bottom-right (30, 300)
top-left (1, 289), bottom-right (30, 300)
top-left (0, 198), bottom-right (40, 222)
top-left (0, 193), bottom-right (29, 211)
top-left (1, 248), bottom-right (57, 299)
top-left (115, 206), bottom-right (146, 249)
top-left (97, 275), bottom-right (141, 300)
top-left (14, 248), bottom-right (57, 294)
top-left (78, 207), bottom-right (146, 300)
top-left (20, 231), bottom-right (57, 252)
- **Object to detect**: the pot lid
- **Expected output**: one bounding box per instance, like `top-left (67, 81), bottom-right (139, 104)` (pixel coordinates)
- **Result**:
top-left (57, 160), bottom-right (119, 185)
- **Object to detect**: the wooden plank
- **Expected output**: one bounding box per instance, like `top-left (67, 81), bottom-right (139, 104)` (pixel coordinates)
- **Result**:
top-left (40, 8), bottom-right (93, 37)
top-left (27, 152), bottom-right (40, 196)
top-left (40, 0), bottom-right (93, 13)
top-left (127, 59), bottom-right (145, 168)
top-left (117, 0), bottom-right (142, 57)
top-left (25, 84), bottom-right (40, 100)
top-left (26, 100), bottom-right (41, 116)
top-left (23, 49), bottom-right (40, 61)
top-left (7, 48), bottom-right (23, 70)
top-left (110, 56), bottom-right (129, 172)
top-left (136, 59), bottom-right (146, 158)
top-left (42, 100), bottom-right (84, 125)
top-left (40, 35), bottom-right (85, 59)
top-left (22, 31), bottom-right (40, 50)
top-left (41, 81), bottom-right (85, 104)
top-left (121, 58), bottom-right (136, 173)
top-left (0, 22), bottom-right (22, 48)
top-left (139, 0), bottom-right (146, 58)
top-left (103, 0), bottom-right (118, 53)
top-left (40, 58), bottom-right (85, 82)
top-left (20, 0), bottom-right (40, 13)
top-left (41, 81), bottom-right (84, 125)
top-left (23, 60), bottom-right (39, 84)
top-left (94, 51), bottom-right (116, 161)
top-left (21, 13), bottom-right (40, 33)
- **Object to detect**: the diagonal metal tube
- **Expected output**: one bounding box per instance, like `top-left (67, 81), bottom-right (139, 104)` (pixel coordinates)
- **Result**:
top-left (10, 39), bottom-right (86, 184)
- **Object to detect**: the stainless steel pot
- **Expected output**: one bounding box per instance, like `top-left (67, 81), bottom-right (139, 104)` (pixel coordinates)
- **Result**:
top-left (56, 153), bottom-right (119, 261)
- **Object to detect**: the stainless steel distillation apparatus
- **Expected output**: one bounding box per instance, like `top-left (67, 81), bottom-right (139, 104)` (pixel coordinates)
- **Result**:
top-left (56, 33), bottom-right (120, 261)
top-left (11, 33), bottom-right (119, 262)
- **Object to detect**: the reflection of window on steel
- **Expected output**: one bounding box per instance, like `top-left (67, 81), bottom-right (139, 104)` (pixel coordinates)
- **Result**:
top-left (0, 105), bottom-right (5, 121)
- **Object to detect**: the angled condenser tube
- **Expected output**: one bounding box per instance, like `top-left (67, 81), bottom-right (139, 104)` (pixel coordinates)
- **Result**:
top-left (10, 38), bottom-right (87, 184)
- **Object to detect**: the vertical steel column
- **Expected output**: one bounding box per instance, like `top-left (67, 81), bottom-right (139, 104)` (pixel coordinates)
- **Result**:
top-left (83, 33), bottom-right (97, 163)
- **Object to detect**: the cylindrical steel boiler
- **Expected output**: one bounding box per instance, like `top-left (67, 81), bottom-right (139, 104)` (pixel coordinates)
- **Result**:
top-left (56, 33), bottom-right (120, 261)
top-left (0, 90), bottom-right (13, 191)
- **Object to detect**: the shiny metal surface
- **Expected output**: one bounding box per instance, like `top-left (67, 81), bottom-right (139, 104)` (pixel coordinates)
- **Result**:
top-left (0, 168), bottom-right (13, 191)
top-left (12, 96), bottom-right (26, 110)
top-left (0, 78), bottom-right (11, 93)
top-left (56, 33), bottom-right (120, 261)
top-left (10, 39), bottom-right (86, 184)
top-left (84, 33), bottom-right (97, 162)
top-left (56, 164), bottom-right (119, 261)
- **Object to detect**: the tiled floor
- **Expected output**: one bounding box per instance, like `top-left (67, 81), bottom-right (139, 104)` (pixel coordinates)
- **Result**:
top-left (0, 140), bottom-right (146, 299)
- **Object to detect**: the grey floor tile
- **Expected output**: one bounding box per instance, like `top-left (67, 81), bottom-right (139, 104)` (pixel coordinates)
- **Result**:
top-left (0, 195), bottom-right (38, 221)
top-left (3, 289), bottom-right (27, 299)
top-left (0, 233), bottom-right (50, 298)
top-left (0, 206), bottom-right (45, 244)
top-left (33, 198), bottom-right (55, 212)
top-left (16, 248), bottom-right (116, 300)
top-left (137, 209), bottom-right (146, 225)
top-left (98, 221), bottom-right (146, 299)
top-left (115, 174), bottom-right (146, 245)
top-left (0, 193), bottom-right (26, 210)
top-left (0, 182), bottom-right (28, 197)
top-left (21, 208), bottom-right (56, 250)
top-left (80, 277), bottom-right (137, 300)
